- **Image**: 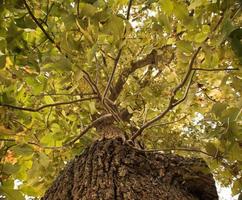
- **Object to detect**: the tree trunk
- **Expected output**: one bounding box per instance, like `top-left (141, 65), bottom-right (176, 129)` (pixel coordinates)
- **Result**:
top-left (41, 137), bottom-right (218, 200)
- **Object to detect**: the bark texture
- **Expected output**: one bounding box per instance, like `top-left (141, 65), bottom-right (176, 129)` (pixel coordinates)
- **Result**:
top-left (42, 137), bottom-right (218, 200)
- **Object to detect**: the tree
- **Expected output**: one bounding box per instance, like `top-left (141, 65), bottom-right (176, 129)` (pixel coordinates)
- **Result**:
top-left (0, 0), bottom-right (241, 199)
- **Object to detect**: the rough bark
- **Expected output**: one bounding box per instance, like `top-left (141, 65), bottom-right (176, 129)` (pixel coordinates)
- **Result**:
top-left (42, 137), bottom-right (218, 200)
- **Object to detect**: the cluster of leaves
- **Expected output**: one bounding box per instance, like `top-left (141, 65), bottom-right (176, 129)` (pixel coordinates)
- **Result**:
top-left (0, 0), bottom-right (241, 199)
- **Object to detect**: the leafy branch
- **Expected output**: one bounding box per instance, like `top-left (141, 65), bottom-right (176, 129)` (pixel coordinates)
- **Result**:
top-left (131, 50), bottom-right (199, 141)
top-left (139, 146), bottom-right (220, 158)
top-left (0, 96), bottom-right (98, 112)
top-left (130, 12), bottom-right (226, 141)
top-left (102, 0), bottom-right (134, 102)
top-left (0, 113), bottom-right (114, 149)
top-left (23, 0), bottom-right (62, 53)
top-left (193, 67), bottom-right (239, 71)
top-left (64, 113), bottom-right (113, 146)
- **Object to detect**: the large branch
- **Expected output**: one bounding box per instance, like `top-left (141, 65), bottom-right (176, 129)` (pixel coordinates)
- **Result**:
top-left (0, 96), bottom-right (98, 112)
top-left (109, 49), bottom-right (161, 101)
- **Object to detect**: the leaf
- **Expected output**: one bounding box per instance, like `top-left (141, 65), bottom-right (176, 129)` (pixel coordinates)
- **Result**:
top-left (188, 0), bottom-right (209, 10)
top-left (12, 144), bottom-right (34, 157)
top-left (176, 40), bottom-right (193, 54)
top-left (102, 15), bottom-right (124, 43)
top-left (0, 54), bottom-right (6, 69)
top-left (44, 96), bottom-right (55, 104)
top-left (2, 163), bottom-right (20, 174)
top-left (194, 25), bottom-right (210, 43)
top-left (38, 152), bottom-right (50, 168)
top-left (15, 16), bottom-right (37, 29)
top-left (228, 143), bottom-right (242, 161)
top-left (232, 178), bottom-right (242, 195)
top-left (0, 188), bottom-right (25, 200)
top-left (79, 3), bottom-right (97, 17)
top-left (159, 0), bottom-right (173, 15)
top-left (205, 142), bottom-right (218, 156)
top-left (211, 103), bottom-right (227, 118)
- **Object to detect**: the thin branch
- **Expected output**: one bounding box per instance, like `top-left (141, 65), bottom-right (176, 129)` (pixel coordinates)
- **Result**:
top-left (172, 70), bottom-right (196, 107)
top-left (77, 0), bottom-right (80, 17)
top-left (126, 0), bottom-right (133, 20)
top-left (148, 115), bottom-right (187, 129)
top-left (192, 67), bottom-right (239, 71)
top-left (139, 146), bottom-right (217, 158)
top-left (102, 49), bottom-right (123, 101)
top-left (102, 0), bottom-right (134, 101)
top-left (64, 113), bottom-right (113, 146)
top-left (0, 138), bottom-right (64, 150)
top-left (23, 0), bottom-right (62, 53)
top-left (203, 91), bottom-right (217, 103)
top-left (30, 92), bottom-right (95, 97)
top-left (172, 48), bottom-right (201, 97)
top-left (0, 96), bottom-right (98, 112)
top-left (131, 53), bottom-right (198, 141)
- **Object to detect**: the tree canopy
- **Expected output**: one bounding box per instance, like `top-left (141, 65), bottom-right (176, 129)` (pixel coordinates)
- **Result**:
top-left (0, 0), bottom-right (241, 199)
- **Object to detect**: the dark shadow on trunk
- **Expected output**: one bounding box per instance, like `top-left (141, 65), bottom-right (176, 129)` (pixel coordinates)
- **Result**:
top-left (41, 137), bottom-right (218, 200)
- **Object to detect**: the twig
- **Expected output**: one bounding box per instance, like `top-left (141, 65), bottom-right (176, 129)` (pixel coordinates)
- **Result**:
top-left (102, 49), bottom-right (122, 101)
top-left (0, 114), bottom-right (114, 149)
top-left (77, 0), bottom-right (80, 17)
top-left (0, 138), bottom-right (64, 150)
top-left (126, 0), bottom-right (133, 20)
top-left (148, 115), bottom-right (187, 129)
top-left (30, 92), bottom-right (95, 97)
top-left (192, 67), bottom-right (239, 71)
top-left (203, 91), bottom-right (217, 103)
top-left (23, 0), bottom-right (62, 53)
top-left (172, 70), bottom-right (196, 107)
top-left (0, 96), bottom-right (98, 112)
top-left (138, 146), bottom-right (217, 158)
top-left (64, 113), bottom-right (113, 146)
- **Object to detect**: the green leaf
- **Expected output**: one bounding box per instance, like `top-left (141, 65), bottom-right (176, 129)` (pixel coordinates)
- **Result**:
top-left (1, 188), bottom-right (25, 200)
top-left (38, 152), bottom-right (50, 168)
top-left (205, 142), bottom-right (219, 157)
top-left (15, 16), bottom-right (37, 29)
top-left (232, 178), bottom-right (242, 195)
top-left (79, 3), bottom-right (97, 17)
top-left (12, 144), bottom-right (34, 157)
top-left (228, 143), bottom-right (242, 161)
top-left (0, 54), bottom-right (6, 69)
top-left (212, 103), bottom-right (227, 118)
top-left (2, 163), bottom-right (20, 174)
top-left (102, 15), bottom-right (124, 43)
top-left (188, 0), bottom-right (209, 10)
top-left (176, 40), bottom-right (193, 54)
top-left (194, 25), bottom-right (210, 43)
top-left (159, 0), bottom-right (173, 15)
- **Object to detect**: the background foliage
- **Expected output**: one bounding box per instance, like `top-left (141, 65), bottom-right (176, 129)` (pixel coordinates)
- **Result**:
top-left (0, 0), bottom-right (241, 199)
